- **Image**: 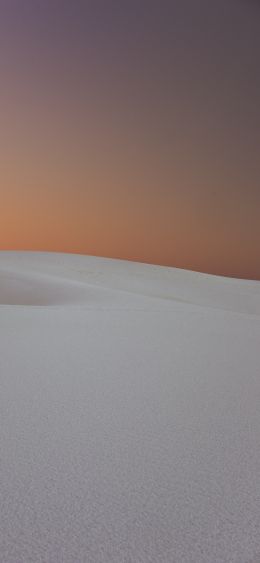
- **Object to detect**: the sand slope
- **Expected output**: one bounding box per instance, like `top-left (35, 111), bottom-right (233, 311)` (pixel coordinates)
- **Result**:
top-left (0, 251), bottom-right (260, 563)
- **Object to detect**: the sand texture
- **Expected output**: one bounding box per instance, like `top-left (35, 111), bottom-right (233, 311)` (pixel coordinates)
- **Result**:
top-left (0, 251), bottom-right (260, 563)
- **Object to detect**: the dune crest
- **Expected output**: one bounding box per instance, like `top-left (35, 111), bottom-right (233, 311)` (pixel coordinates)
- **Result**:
top-left (0, 251), bottom-right (259, 314)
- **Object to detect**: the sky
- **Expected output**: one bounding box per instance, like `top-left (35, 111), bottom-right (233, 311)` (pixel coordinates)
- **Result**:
top-left (0, 0), bottom-right (260, 279)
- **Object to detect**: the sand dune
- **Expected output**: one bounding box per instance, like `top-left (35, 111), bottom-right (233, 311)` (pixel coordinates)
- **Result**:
top-left (0, 251), bottom-right (259, 313)
top-left (0, 251), bottom-right (259, 562)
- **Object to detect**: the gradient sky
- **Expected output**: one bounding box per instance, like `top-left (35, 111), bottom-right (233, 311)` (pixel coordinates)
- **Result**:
top-left (1, 0), bottom-right (260, 279)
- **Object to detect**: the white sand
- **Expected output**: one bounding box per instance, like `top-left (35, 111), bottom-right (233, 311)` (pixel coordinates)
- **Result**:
top-left (0, 251), bottom-right (260, 563)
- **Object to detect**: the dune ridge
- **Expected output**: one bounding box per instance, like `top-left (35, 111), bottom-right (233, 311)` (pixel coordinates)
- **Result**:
top-left (0, 251), bottom-right (259, 314)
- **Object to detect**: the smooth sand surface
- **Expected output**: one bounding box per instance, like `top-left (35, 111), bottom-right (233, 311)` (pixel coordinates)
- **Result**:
top-left (0, 251), bottom-right (260, 562)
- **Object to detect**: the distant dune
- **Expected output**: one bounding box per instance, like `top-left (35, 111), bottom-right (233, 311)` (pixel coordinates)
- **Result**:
top-left (0, 251), bottom-right (259, 562)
